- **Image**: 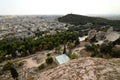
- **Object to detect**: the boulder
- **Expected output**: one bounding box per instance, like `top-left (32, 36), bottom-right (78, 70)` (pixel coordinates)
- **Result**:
top-left (88, 29), bottom-right (97, 40)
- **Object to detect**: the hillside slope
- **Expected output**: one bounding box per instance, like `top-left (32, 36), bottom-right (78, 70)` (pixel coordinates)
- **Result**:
top-left (58, 14), bottom-right (108, 25)
top-left (58, 14), bottom-right (120, 28)
top-left (38, 57), bottom-right (120, 80)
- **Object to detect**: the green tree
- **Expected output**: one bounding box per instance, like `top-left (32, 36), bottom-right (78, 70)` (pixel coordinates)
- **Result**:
top-left (75, 38), bottom-right (80, 46)
top-left (63, 44), bottom-right (66, 54)
top-left (55, 46), bottom-right (61, 54)
top-left (67, 42), bottom-right (74, 55)
top-left (0, 50), bottom-right (6, 62)
top-left (10, 67), bottom-right (19, 80)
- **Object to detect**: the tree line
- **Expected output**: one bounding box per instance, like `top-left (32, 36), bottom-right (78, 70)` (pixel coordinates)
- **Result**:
top-left (0, 31), bottom-right (79, 62)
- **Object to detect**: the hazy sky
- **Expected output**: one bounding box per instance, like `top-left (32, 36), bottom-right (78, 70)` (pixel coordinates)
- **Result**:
top-left (0, 0), bottom-right (120, 15)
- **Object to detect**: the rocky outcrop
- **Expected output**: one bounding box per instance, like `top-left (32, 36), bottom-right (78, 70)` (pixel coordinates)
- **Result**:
top-left (88, 27), bottom-right (120, 41)
top-left (106, 31), bottom-right (120, 42)
top-left (107, 27), bottom-right (113, 34)
top-left (37, 57), bottom-right (120, 80)
top-left (96, 31), bottom-right (106, 40)
top-left (88, 30), bottom-right (97, 39)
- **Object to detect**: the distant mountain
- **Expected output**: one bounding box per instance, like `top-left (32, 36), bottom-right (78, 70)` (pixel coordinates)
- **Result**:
top-left (58, 14), bottom-right (120, 27)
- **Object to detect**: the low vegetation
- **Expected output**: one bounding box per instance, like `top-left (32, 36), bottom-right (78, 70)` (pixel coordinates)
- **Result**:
top-left (2, 61), bottom-right (14, 71)
top-left (16, 61), bottom-right (24, 67)
top-left (85, 40), bottom-right (120, 58)
top-left (38, 63), bottom-right (45, 70)
top-left (2, 61), bottom-right (19, 80)
top-left (46, 56), bottom-right (53, 65)
top-left (70, 53), bottom-right (79, 59)
top-left (27, 77), bottom-right (35, 80)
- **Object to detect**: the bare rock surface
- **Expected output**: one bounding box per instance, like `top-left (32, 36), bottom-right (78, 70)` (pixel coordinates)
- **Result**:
top-left (106, 31), bottom-right (120, 42)
top-left (96, 31), bottom-right (106, 40)
top-left (37, 57), bottom-right (120, 80)
top-left (88, 30), bottom-right (97, 39)
top-left (107, 27), bottom-right (113, 34)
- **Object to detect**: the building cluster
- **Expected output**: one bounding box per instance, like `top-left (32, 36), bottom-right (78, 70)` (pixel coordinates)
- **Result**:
top-left (0, 15), bottom-right (68, 40)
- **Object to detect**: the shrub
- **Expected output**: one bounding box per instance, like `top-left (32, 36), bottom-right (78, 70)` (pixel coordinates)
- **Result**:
top-left (0, 51), bottom-right (6, 62)
top-left (100, 43), bottom-right (112, 54)
top-left (85, 44), bottom-right (94, 51)
top-left (91, 52), bottom-right (102, 57)
top-left (2, 61), bottom-right (14, 71)
top-left (27, 77), bottom-right (34, 80)
top-left (0, 68), bottom-right (3, 75)
top-left (75, 38), bottom-right (80, 46)
top-left (111, 50), bottom-right (120, 58)
top-left (46, 56), bottom-right (53, 64)
top-left (89, 36), bottom-right (97, 43)
top-left (103, 53), bottom-right (111, 59)
top-left (47, 53), bottom-right (51, 57)
top-left (16, 61), bottom-right (24, 67)
top-left (85, 38), bottom-right (89, 41)
top-left (70, 53), bottom-right (79, 59)
top-left (91, 52), bottom-right (97, 57)
top-left (0, 55), bottom-right (4, 63)
top-left (38, 63), bottom-right (45, 70)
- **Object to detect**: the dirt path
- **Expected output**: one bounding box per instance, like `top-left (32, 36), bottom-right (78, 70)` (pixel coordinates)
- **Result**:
top-left (22, 51), bottom-right (49, 69)
top-left (24, 58), bottom-right (39, 68)
top-left (0, 45), bottom-right (86, 69)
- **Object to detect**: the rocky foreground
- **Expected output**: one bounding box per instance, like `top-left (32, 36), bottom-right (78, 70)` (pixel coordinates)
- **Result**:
top-left (37, 57), bottom-right (120, 80)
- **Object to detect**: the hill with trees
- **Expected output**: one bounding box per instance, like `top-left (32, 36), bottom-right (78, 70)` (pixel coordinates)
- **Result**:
top-left (58, 14), bottom-right (120, 28)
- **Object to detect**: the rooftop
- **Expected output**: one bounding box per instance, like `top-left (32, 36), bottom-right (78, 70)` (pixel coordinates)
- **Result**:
top-left (55, 54), bottom-right (70, 64)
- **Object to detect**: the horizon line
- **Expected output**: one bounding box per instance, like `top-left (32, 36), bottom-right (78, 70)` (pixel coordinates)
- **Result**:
top-left (0, 13), bottom-right (120, 16)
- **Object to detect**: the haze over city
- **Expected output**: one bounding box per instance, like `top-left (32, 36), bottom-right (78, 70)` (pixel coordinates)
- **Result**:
top-left (0, 0), bottom-right (120, 15)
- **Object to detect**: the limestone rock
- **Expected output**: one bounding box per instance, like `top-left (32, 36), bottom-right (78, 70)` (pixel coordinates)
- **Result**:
top-left (96, 31), bottom-right (106, 41)
top-left (88, 30), bottom-right (97, 39)
top-left (107, 27), bottom-right (113, 34)
top-left (37, 57), bottom-right (120, 80)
